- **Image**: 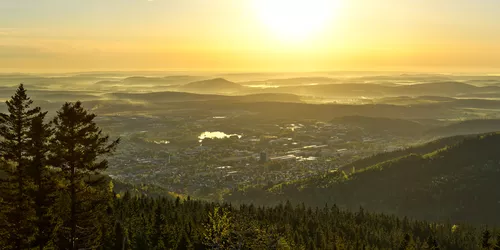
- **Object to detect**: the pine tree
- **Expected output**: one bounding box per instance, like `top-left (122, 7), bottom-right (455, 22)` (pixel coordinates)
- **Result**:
top-left (114, 222), bottom-right (128, 250)
top-left (152, 204), bottom-right (167, 249)
top-left (399, 233), bottom-right (411, 250)
top-left (177, 232), bottom-right (190, 250)
top-left (27, 112), bottom-right (59, 250)
top-left (483, 229), bottom-right (492, 249)
top-left (98, 200), bottom-right (116, 250)
top-left (426, 235), bottom-right (439, 250)
top-left (307, 238), bottom-right (317, 250)
top-left (203, 207), bottom-right (233, 249)
top-left (50, 101), bottom-right (119, 250)
top-left (0, 160), bottom-right (9, 247)
top-left (276, 237), bottom-right (292, 250)
top-left (315, 229), bottom-right (327, 249)
top-left (494, 233), bottom-right (500, 250)
top-left (0, 84), bottom-right (41, 249)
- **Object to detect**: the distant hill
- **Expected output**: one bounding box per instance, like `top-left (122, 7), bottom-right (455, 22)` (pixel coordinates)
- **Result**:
top-left (94, 76), bottom-right (206, 87)
top-left (106, 91), bottom-right (223, 102)
top-left (94, 80), bottom-right (122, 86)
top-left (457, 92), bottom-right (500, 98)
top-left (341, 134), bottom-right (471, 173)
top-left (448, 99), bottom-right (500, 109)
top-left (271, 83), bottom-right (390, 97)
top-left (123, 76), bottom-right (205, 85)
top-left (426, 119), bottom-right (500, 137)
top-left (235, 93), bottom-right (302, 102)
top-left (373, 96), bottom-right (500, 109)
top-left (355, 73), bottom-right (453, 82)
top-left (396, 81), bottom-right (479, 95)
top-left (375, 96), bottom-right (456, 105)
top-left (241, 77), bottom-right (338, 86)
top-left (227, 132), bottom-right (500, 225)
top-left (180, 78), bottom-right (243, 93)
top-left (163, 101), bottom-right (457, 122)
top-left (106, 91), bottom-right (302, 104)
top-left (331, 116), bottom-right (427, 136)
top-left (258, 81), bottom-right (500, 98)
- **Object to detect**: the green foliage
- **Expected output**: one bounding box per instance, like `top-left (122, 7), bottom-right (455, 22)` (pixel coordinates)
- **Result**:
top-left (203, 206), bottom-right (233, 249)
top-left (106, 197), bottom-right (495, 249)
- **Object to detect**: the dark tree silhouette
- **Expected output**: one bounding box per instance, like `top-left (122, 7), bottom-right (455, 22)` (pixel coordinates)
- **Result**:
top-left (484, 229), bottom-right (493, 249)
top-left (27, 113), bottom-right (58, 250)
top-left (0, 84), bottom-right (41, 249)
top-left (50, 101), bottom-right (119, 250)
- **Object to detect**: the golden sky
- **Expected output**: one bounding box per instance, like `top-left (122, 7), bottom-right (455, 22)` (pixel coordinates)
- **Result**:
top-left (1, 0), bottom-right (500, 72)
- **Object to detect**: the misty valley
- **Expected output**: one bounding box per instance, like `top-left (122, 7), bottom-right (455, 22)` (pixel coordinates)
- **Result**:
top-left (3, 72), bottom-right (500, 206)
top-left (4, 72), bottom-right (500, 249)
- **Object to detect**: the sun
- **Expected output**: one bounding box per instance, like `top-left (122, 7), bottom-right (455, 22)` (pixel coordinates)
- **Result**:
top-left (253, 0), bottom-right (340, 42)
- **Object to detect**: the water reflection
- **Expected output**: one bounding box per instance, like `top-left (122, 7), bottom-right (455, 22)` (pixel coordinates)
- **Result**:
top-left (287, 123), bottom-right (304, 131)
top-left (153, 140), bottom-right (170, 145)
top-left (297, 156), bottom-right (317, 161)
top-left (198, 131), bottom-right (242, 142)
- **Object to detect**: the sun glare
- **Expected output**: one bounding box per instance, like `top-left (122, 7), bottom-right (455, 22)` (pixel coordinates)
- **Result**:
top-left (253, 0), bottom-right (340, 43)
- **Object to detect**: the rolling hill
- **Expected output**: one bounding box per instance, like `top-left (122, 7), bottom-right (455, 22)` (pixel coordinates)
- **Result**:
top-left (180, 78), bottom-right (244, 93)
top-left (106, 91), bottom-right (223, 102)
top-left (240, 77), bottom-right (339, 86)
top-left (395, 81), bottom-right (480, 95)
top-left (331, 116), bottom-right (428, 136)
top-left (426, 119), bottom-right (500, 137)
top-left (374, 96), bottom-right (456, 105)
top-left (122, 75), bottom-right (205, 85)
top-left (257, 81), bottom-right (500, 98)
top-left (105, 91), bottom-right (302, 103)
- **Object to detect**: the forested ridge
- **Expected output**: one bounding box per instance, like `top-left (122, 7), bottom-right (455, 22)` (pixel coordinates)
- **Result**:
top-left (227, 132), bottom-right (500, 226)
top-left (341, 134), bottom-right (473, 173)
top-left (2, 84), bottom-right (500, 249)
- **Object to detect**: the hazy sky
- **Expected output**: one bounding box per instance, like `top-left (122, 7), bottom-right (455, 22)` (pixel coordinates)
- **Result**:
top-left (1, 0), bottom-right (500, 72)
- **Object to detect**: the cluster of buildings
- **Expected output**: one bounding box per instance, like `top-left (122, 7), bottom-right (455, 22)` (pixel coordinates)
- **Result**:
top-left (103, 117), bottom-right (407, 199)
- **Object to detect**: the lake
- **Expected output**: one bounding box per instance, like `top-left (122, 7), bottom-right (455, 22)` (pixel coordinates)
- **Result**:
top-left (198, 131), bottom-right (242, 142)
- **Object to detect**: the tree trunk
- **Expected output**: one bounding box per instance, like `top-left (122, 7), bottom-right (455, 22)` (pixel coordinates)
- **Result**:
top-left (70, 164), bottom-right (76, 250)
